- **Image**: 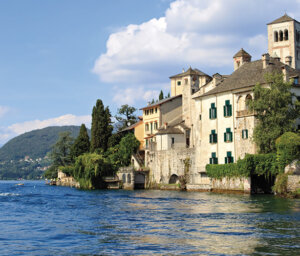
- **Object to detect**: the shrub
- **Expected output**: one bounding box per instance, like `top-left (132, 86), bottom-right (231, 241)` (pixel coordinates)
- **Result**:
top-left (273, 173), bottom-right (288, 195)
top-left (276, 132), bottom-right (300, 172)
top-left (206, 153), bottom-right (277, 179)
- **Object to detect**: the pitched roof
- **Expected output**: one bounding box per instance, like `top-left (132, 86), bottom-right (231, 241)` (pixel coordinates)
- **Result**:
top-left (156, 126), bottom-right (184, 135)
top-left (233, 48), bottom-right (251, 58)
top-left (267, 14), bottom-right (296, 25)
top-left (121, 120), bottom-right (143, 132)
top-left (169, 67), bottom-right (210, 79)
top-left (199, 58), bottom-right (300, 98)
top-left (140, 94), bottom-right (182, 110)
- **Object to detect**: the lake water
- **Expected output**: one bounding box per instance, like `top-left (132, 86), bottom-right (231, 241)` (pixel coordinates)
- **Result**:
top-left (0, 180), bottom-right (299, 256)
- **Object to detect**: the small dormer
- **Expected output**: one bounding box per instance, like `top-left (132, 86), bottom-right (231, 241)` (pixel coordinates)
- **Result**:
top-left (233, 48), bottom-right (252, 71)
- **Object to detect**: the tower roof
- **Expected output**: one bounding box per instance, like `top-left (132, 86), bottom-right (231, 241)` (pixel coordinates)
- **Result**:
top-left (169, 67), bottom-right (210, 79)
top-left (233, 48), bottom-right (251, 58)
top-left (267, 14), bottom-right (295, 25)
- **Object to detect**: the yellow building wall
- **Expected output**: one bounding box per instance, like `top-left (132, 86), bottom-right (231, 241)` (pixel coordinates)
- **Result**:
top-left (134, 121), bottom-right (145, 150)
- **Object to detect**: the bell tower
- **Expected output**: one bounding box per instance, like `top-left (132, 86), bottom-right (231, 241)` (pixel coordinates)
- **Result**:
top-left (267, 14), bottom-right (300, 70)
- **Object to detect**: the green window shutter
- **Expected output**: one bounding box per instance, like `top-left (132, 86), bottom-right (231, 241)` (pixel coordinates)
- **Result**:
top-left (224, 132), bottom-right (226, 142)
top-left (242, 130), bottom-right (244, 139)
top-left (225, 100), bottom-right (230, 105)
top-left (232, 157), bottom-right (234, 163)
top-left (212, 152), bottom-right (216, 158)
top-left (223, 106), bottom-right (226, 116)
top-left (227, 151), bottom-right (231, 157)
top-left (209, 134), bottom-right (212, 143)
top-left (246, 129), bottom-right (248, 138)
top-left (226, 128), bottom-right (230, 132)
top-left (209, 158), bottom-right (212, 164)
top-left (225, 157), bottom-right (228, 164)
top-left (209, 109), bottom-right (212, 119)
top-left (214, 134), bottom-right (217, 143)
top-left (211, 103), bottom-right (215, 108)
top-left (212, 130), bottom-right (215, 134)
top-left (215, 158), bottom-right (218, 164)
top-left (229, 132), bottom-right (233, 142)
top-left (215, 108), bottom-right (217, 118)
top-left (229, 105), bottom-right (232, 116)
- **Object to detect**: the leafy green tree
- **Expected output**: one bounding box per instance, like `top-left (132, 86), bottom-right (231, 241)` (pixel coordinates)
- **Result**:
top-left (49, 131), bottom-right (73, 169)
top-left (115, 104), bottom-right (138, 130)
top-left (247, 73), bottom-right (300, 153)
top-left (70, 124), bottom-right (90, 161)
top-left (111, 133), bottom-right (140, 166)
top-left (90, 99), bottom-right (113, 153)
top-left (159, 90), bottom-right (164, 100)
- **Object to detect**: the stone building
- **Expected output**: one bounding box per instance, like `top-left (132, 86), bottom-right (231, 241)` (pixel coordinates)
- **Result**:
top-left (142, 14), bottom-right (300, 192)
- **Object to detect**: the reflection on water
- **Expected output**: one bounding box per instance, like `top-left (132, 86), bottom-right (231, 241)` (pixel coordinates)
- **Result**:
top-left (0, 181), bottom-right (299, 255)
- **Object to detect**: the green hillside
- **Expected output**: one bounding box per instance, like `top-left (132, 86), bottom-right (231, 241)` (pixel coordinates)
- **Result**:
top-left (0, 126), bottom-right (90, 179)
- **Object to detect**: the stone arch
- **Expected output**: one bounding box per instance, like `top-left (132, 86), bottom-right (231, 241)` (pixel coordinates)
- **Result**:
top-left (169, 174), bottom-right (179, 184)
top-left (274, 31), bottom-right (278, 42)
top-left (122, 174), bottom-right (126, 183)
top-left (279, 30), bottom-right (283, 41)
top-left (284, 29), bottom-right (289, 40)
top-left (134, 173), bottom-right (145, 189)
top-left (245, 94), bottom-right (252, 110)
top-left (237, 95), bottom-right (244, 111)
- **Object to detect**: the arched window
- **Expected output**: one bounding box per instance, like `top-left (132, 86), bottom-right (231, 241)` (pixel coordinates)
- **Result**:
top-left (274, 31), bottom-right (278, 42)
top-left (122, 174), bottom-right (126, 183)
top-left (284, 29), bottom-right (289, 40)
top-left (245, 94), bottom-right (252, 110)
top-left (279, 30), bottom-right (283, 41)
top-left (127, 174), bottom-right (131, 184)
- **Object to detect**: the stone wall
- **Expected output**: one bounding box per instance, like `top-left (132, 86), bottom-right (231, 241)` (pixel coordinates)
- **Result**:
top-left (57, 171), bottom-right (80, 188)
top-left (287, 175), bottom-right (300, 193)
top-left (211, 177), bottom-right (251, 193)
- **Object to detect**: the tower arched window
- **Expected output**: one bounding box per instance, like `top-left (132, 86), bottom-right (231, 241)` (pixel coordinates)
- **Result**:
top-left (274, 31), bottom-right (278, 42)
top-left (284, 29), bottom-right (288, 40)
top-left (279, 30), bottom-right (283, 41)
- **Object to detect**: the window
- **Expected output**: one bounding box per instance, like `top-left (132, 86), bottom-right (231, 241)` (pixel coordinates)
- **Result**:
top-left (199, 114), bottom-right (201, 120)
top-left (279, 30), bottom-right (283, 41)
top-left (209, 130), bottom-right (218, 143)
top-left (150, 122), bottom-right (153, 133)
top-left (122, 174), bottom-right (126, 183)
top-left (155, 107), bottom-right (157, 113)
top-left (146, 139), bottom-right (148, 148)
top-left (177, 81), bottom-right (181, 86)
top-left (223, 100), bottom-right (232, 117)
top-left (274, 31), bottom-right (278, 42)
top-left (284, 29), bottom-right (288, 40)
top-left (171, 137), bottom-right (175, 145)
top-left (150, 109), bottom-right (153, 114)
top-left (294, 77), bottom-right (299, 85)
top-left (127, 174), bottom-right (131, 184)
top-left (225, 151), bottom-right (234, 164)
top-left (242, 129), bottom-right (248, 139)
top-left (209, 152), bottom-right (218, 164)
top-left (224, 128), bottom-right (233, 142)
top-left (209, 103), bottom-right (217, 119)
top-left (154, 122), bottom-right (158, 130)
top-left (145, 124), bottom-right (149, 131)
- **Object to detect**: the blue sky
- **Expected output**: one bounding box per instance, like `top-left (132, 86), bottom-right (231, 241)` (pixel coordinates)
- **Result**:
top-left (0, 0), bottom-right (299, 145)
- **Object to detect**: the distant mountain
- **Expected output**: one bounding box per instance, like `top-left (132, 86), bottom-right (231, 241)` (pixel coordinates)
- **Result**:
top-left (0, 126), bottom-right (88, 161)
top-left (0, 126), bottom-right (90, 180)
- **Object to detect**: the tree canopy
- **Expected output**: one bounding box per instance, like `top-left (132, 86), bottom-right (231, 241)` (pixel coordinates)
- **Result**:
top-left (159, 90), bottom-right (164, 100)
top-left (247, 73), bottom-right (300, 153)
top-left (70, 124), bottom-right (90, 161)
top-left (115, 104), bottom-right (138, 130)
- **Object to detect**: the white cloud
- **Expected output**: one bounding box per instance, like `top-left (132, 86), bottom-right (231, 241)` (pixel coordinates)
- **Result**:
top-left (0, 106), bottom-right (9, 118)
top-left (93, 0), bottom-right (300, 91)
top-left (0, 114), bottom-right (91, 145)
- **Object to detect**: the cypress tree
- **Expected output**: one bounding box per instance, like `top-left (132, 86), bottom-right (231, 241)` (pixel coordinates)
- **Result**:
top-left (70, 124), bottom-right (90, 160)
top-left (90, 99), bottom-right (113, 153)
top-left (159, 90), bottom-right (164, 100)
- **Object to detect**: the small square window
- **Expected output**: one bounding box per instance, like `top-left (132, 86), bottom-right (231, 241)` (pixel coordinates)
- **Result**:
top-left (177, 81), bottom-right (181, 86)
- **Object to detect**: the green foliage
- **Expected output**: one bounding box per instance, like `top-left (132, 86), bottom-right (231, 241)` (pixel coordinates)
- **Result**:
top-left (72, 153), bottom-right (114, 189)
top-left (107, 133), bottom-right (140, 167)
top-left (276, 132), bottom-right (300, 172)
top-left (247, 73), bottom-right (300, 153)
top-left (115, 104), bottom-right (138, 130)
top-left (206, 153), bottom-right (277, 179)
top-left (49, 131), bottom-right (74, 168)
top-left (70, 124), bottom-right (90, 161)
top-left (90, 99), bottom-right (113, 153)
top-left (273, 173), bottom-right (288, 195)
top-left (107, 132), bottom-right (125, 148)
top-left (60, 165), bottom-right (74, 176)
top-left (159, 90), bottom-right (164, 100)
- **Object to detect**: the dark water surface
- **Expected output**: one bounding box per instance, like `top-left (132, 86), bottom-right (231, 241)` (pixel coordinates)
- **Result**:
top-left (0, 181), bottom-right (299, 256)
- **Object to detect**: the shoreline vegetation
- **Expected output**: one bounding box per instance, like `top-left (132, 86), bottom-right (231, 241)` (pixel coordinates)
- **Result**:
top-left (42, 75), bottom-right (300, 198)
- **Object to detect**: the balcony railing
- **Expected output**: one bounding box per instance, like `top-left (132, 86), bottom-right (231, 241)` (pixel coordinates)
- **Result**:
top-left (236, 109), bottom-right (254, 117)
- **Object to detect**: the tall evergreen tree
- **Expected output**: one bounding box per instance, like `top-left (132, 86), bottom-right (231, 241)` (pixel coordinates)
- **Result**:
top-left (159, 90), bottom-right (164, 100)
top-left (90, 99), bottom-right (113, 153)
top-left (70, 124), bottom-right (90, 160)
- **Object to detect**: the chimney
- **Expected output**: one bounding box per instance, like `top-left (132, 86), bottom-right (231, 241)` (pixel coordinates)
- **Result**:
top-left (281, 65), bottom-right (289, 82)
top-left (262, 53), bottom-right (270, 69)
top-left (285, 56), bottom-right (292, 66)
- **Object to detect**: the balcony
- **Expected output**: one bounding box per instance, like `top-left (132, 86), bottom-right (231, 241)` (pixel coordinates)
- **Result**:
top-left (236, 110), bottom-right (254, 117)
